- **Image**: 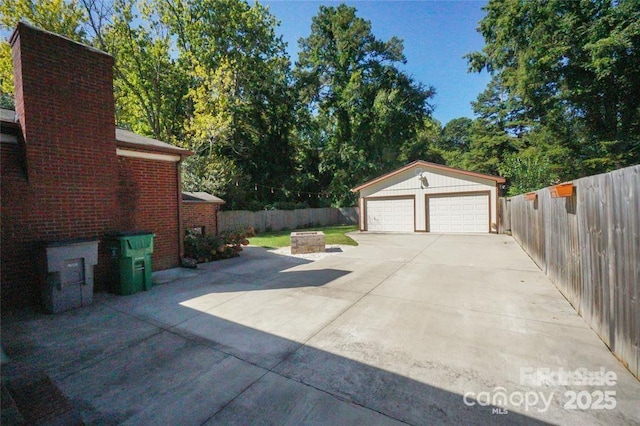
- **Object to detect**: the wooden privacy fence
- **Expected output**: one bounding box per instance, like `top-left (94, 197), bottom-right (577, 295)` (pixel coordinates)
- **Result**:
top-left (218, 207), bottom-right (358, 233)
top-left (500, 165), bottom-right (639, 378)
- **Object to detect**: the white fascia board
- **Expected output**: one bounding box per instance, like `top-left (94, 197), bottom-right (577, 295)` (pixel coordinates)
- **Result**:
top-left (116, 148), bottom-right (181, 162)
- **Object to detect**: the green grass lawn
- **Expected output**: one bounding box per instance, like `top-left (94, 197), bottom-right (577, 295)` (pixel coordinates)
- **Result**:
top-left (249, 225), bottom-right (358, 249)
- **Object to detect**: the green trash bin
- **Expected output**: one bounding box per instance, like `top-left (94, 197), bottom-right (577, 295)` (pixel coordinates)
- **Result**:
top-left (106, 232), bottom-right (155, 295)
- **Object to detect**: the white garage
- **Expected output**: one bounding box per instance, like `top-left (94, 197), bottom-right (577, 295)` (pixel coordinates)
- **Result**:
top-left (352, 161), bottom-right (505, 233)
top-left (427, 193), bottom-right (489, 233)
top-left (365, 197), bottom-right (414, 232)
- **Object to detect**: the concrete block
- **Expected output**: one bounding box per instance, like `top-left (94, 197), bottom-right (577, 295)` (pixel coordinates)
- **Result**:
top-left (44, 238), bottom-right (99, 313)
top-left (290, 231), bottom-right (325, 254)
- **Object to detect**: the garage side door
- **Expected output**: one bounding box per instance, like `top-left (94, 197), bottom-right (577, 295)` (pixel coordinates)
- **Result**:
top-left (366, 198), bottom-right (414, 232)
top-left (428, 193), bottom-right (489, 233)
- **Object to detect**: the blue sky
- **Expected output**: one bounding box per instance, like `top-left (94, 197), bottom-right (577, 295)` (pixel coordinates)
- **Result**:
top-left (261, 0), bottom-right (491, 126)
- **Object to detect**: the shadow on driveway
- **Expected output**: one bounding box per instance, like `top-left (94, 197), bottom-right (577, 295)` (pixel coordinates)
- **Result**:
top-left (0, 243), bottom-right (621, 425)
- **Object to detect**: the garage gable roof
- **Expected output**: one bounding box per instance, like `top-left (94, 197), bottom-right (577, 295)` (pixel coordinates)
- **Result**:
top-left (182, 191), bottom-right (225, 203)
top-left (351, 160), bottom-right (505, 192)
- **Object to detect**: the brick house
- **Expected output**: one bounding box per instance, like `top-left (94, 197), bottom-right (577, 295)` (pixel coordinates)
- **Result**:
top-left (182, 192), bottom-right (225, 236)
top-left (0, 23), bottom-right (193, 307)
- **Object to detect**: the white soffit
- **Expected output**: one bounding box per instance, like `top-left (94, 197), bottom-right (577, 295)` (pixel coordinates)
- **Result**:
top-left (116, 148), bottom-right (180, 162)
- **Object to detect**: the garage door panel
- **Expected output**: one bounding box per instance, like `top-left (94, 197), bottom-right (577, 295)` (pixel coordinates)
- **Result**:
top-left (428, 194), bottom-right (489, 233)
top-left (366, 198), bottom-right (414, 232)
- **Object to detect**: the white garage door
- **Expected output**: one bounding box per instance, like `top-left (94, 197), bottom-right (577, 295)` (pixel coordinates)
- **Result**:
top-left (366, 198), bottom-right (414, 232)
top-left (428, 194), bottom-right (489, 233)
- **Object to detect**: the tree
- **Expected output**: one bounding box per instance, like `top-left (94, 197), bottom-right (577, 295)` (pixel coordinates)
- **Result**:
top-left (498, 150), bottom-right (559, 196)
top-left (161, 0), bottom-right (295, 208)
top-left (399, 117), bottom-right (443, 164)
top-left (295, 4), bottom-right (434, 206)
top-left (445, 78), bottom-right (525, 176)
top-left (440, 117), bottom-right (473, 152)
top-left (0, 0), bottom-right (88, 107)
top-left (93, 0), bottom-right (189, 142)
top-left (0, 0), bottom-right (87, 40)
top-left (0, 0), bottom-right (189, 143)
top-left (467, 0), bottom-right (640, 175)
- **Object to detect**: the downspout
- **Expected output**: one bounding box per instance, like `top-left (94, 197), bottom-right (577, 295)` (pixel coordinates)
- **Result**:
top-left (496, 182), bottom-right (502, 234)
top-left (177, 158), bottom-right (185, 262)
top-left (215, 204), bottom-right (220, 235)
top-left (496, 181), bottom-right (506, 234)
top-left (495, 182), bottom-right (500, 234)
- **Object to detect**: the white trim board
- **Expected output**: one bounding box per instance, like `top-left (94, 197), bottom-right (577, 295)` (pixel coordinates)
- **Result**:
top-left (116, 148), bottom-right (180, 162)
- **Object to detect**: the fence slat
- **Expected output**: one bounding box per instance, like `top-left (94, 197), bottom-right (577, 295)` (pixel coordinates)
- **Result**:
top-left (218, 207), bottom-right (359, 233)
top-left (510, 191), bottom-right (545, 270)
top-left (505, 164), bottom-right (639, 378)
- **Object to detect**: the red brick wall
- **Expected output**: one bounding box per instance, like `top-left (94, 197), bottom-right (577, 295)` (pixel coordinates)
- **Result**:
top-left (1, 24), bottom-right (185, 307)
top-left (1, 142), bottom-right (42, 306)
top-left (2, 24), bottom-right (118, 307)
top-left (183, 202), bottom-right (220, 236)
top-left (117, 155), bottom-right (181, 271)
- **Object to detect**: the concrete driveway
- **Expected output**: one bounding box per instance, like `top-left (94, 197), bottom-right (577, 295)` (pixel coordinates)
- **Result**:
top-left (2, 233), bottom-right (639, 425)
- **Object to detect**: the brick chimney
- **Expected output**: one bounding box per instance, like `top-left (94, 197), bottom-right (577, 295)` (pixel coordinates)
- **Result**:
top-left (2, 23), bottom-right (119, 305)
top-left (10, 22), bottom-right (119, 238)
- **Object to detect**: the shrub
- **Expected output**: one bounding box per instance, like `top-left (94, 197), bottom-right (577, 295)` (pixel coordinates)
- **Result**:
top-left (268, 201), bottom-right (297, 210)
top-left (263, 201), bottom-right (312, 210)
top-left (184, 227), bottom-right (256, 264)
top-left (241, 201), bottom-right (311, 211)
top-left (245, 200), bottom-right (265, 212)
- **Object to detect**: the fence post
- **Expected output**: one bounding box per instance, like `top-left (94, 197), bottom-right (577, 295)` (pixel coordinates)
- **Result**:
top-left (498, 197), bottom-right (511, 234)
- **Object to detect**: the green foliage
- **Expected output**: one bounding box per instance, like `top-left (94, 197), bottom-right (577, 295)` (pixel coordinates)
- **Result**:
top-left (498, 152), bottom-right (559, 196)
top-left (98, 0), bottom-right (189, 142)
top-left (294, 4), bottom-right (435, 206)
top-left (460, 119), bottom-right (522, 176)
top-left (0, 0), bottom-right (88, 104)
top-left (432, 0), bottom-right (640, 195)
top-left (399, 117), bottom-right (444, 164)
top-left (183, 226), bottom-right (255, 263)
top-left (238, 201), bottom-right (310, 211)
top-left (440, 117), bottom-right (473, 152)
top-left (1, 1), bottom-right (446, 209)
top-left (265, 201), bottom-right (309, 211)
top-left (161, 0), bottom-right (295, 209)
top-left (466, 0), bottom-right (640, 177)
top-left (0, 42), bottom-right (13, 108)
top-left (181, 153), bottom-right (248, 208)
top-left (0, 0), bottom-right (87, 39)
